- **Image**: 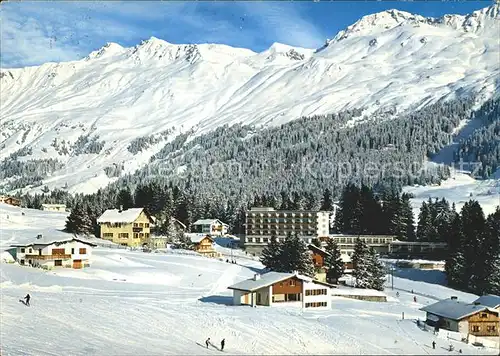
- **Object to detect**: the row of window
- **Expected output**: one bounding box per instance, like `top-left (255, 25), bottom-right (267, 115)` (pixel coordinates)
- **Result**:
top-left (471, 325), bottom-right (496, 332)
top-left (305, 302), bottom-right (327, 308)
top-left (106, 222), bottom-right (150, 228)
top-left (20, 247), bottom-right (86, 255)
top-left (305, 289), bottom-right (328, 296)
top-left (133, 223), bottom-right (150, 228)
top-left (117, 233), bottom-right (150, 239)
top-left (333, 238), bottom-right (393, 244)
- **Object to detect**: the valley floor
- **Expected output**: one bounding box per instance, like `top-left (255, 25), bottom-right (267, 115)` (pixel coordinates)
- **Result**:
top-left (0, 204), bottom-right (498, 355)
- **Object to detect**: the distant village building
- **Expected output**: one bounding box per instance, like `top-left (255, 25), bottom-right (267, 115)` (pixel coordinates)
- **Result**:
top-left (0, 195), bottom-right (21, 207)
top-left (11, 236), bottom-right (96, 269)
top-left (41, 204), bottom-right (67, 212)
top-left (420, 298), bottom-right (500, 338)
top-left (332, 286), bottom-right (387, 302)
top-left (227, 271), bottom-right (334, 309)
top-left (97, 207), bottom-right (154, 247)
top-left (189, 235), bottom-right (219, 258)
top-left (191, 219), bottom-right (228, 236)
top-left (307, 244), bottom-right (330, 282)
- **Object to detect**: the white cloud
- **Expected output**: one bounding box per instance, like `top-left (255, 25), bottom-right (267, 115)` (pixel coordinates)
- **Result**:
top-left (0, 1), bottom-right (327, 68)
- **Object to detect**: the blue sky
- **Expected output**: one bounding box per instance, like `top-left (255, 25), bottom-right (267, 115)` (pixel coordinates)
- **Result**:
top-left (0, 0), bottom-right (493, 68)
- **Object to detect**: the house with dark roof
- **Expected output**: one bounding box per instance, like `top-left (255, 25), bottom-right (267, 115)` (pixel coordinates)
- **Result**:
top-left (420, 298), bottom-right (499, 337)
top-left (191, 219), bottom-right (228, 236)
top-left (473, 295), bottom-right (500, 311)
top-left (227, 271), bottom-right (334, 310)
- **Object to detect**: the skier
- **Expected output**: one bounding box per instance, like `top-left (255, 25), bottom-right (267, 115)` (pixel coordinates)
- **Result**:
top-left (432, 341), bottom-right (436, 349)
top-left (413, 296), bottom-right (417, 303)
top-left (448, 344), bottom-right (454, 352)
top-left (205, 338), bottom-right (211, 348)
top-left (24, 293), bottom-right (31, 306)
top-left (396, 292), bottom-right (399, 297)
top-left (220, 339), bottom-right (225, 351)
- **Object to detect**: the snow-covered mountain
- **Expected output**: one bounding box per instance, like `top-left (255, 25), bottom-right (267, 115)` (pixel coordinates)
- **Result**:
top-left (1, 5), bottom-right (499, 194)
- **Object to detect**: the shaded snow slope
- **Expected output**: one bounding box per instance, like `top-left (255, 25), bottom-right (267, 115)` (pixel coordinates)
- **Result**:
top-left (1, 206), bottom-right (498, 355)
top-left (1, 5), bottom-right (499, 194)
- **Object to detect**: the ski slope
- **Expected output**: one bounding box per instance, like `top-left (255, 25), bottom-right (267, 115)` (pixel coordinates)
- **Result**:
top-left (0, 204), bottom-right (498, 355)
top-left (0, 5), bottom-right (498, 194)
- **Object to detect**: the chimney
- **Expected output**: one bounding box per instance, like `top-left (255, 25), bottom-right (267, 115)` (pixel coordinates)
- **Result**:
top-left (451, 296), bottom-right (458, 300)
top-left (253, 274), bottom-right (260, 281)
top-left (119, 205), bottom-right (123, 212)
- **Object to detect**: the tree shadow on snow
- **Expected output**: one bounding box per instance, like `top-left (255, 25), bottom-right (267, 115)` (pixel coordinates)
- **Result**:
top-left (198, 295), bottom-right (233, 306)
top-left (393, 268), bottom-right (447, 286)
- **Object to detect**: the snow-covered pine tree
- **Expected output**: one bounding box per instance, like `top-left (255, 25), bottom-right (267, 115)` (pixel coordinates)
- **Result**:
top-left (324, 238), bottom-right (344, 284)
top-left (64, 202), bottom-right (85, 234)
top-left (280, 233), bottom-right (315, 277)
top-left (260, 234), bottom-right (283, 271)
top-left (417, 201), bottom-right (431, 241)
top-left (116, 188), bottom-right (134, 210)
top-left (400, 193), bottom-right (416, 241)
top-left (320, 189), bottom-right (333, 211)
top-left (352, 238), bottom-right (371, 288)
top-left (367, 247), bottom-right (386, 291)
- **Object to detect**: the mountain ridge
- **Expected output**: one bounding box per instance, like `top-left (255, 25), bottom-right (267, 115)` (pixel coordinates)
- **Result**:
top-left (0, 5), bottom-right (498, 194)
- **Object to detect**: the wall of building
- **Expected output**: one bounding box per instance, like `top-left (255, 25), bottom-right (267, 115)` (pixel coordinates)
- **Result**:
top-left (303, 280), bottom-right (331, 309)
top-left (17, 241), bottom-right (93, 269)
top-left (100, 211), bottom-right (151, 247)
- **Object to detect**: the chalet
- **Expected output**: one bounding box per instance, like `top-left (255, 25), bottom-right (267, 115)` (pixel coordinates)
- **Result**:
top-left (420, 298), bottom-right (499, 337)
top-left (11, 236), bottom-right (96, 269)
top-left (473, 295), bottom-right (500, 311)
top-left (0, 195), bottom-right (21, 207)
top-left (97, 207), bottom-right (154, 247)
top-left (190, 235), bottom-right (219, 258)
top-left (307, 244), bottom-right (330, 282)
top-left (191, 219), bottom-right (228, 236)
top-left (227, 271), bottom-right (334, 309)
top-left (41, 204), bottom-right (67, 212)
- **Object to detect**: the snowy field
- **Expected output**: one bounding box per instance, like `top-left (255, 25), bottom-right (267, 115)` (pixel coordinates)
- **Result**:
top-left (0, 204), bottom-right (498, 355)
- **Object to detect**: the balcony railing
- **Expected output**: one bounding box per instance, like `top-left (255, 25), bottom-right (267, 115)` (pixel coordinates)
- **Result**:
top-left (25, 254), bottom-right (71, 260)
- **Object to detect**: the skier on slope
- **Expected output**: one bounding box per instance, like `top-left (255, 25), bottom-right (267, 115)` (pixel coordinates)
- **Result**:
top-left (432, 341), bottom-right (436, 349)
top-left (205, 338), bottom-right (211, 348)
top-left (220, 339), bottom-right (225, 351)
top-left (24, 293), bottom-right (31, 306)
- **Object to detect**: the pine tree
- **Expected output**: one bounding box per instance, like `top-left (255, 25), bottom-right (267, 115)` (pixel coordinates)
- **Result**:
top-left (260, 235), bottom-right (282, 271)
top-left (320, 189), bottom-right (333, 211)
top-left (400, 193), bottom-right (416, 240)
top-left (352, 238), bottom-right (371, 288)
top-left (280, 233), bottom-right (314, 277)
top-left (367, 247), bottom-right (386, 291)
top-left (324, 238), bottom-right (344, 284)
top-left (116, 188), bottom-right (134, 209)
top-left (482, 207), bottom-right (500, 293)
top-left (417, 201), bottom-right (431, 241)
top-left (65, 202), bottom-right (85, 234)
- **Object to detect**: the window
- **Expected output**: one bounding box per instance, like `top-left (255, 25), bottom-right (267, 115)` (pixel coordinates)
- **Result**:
top-left (480, 313), bottom-right (488, 318)
top-left (145, 233), bottom-right (150, 238)
top-left (139, 233), bottom-right (144, 237)
top-left (119, 233), bottom-right (129, 238)
top-left (52, 248), bottom-right (65, 255)
top-left (305, 302), bottom-right (327, 308)
top-left (487, 326), bottom-right (496, 332)
top-left (145, 223), bottom-right (150, 228)
top-left (71, 248), bottom-right (74, 254)
top-left (20, 259), bottom-right (25, 265)
top-left (28, 248), bottom-right (32, 253)
top-left (20, 248), bottom-right (25, 253)
top-left (472, 326), bottom-right (480, 332)
top-left (134, 223), bottom-right (139, 227)
top-left (103, 233), bottom-right (113, 238)
top-left (139, 223), bottom-right (144, 228)
top-left (305, 289), bottom-right (327, 296)
top-left (79, 248), bottom-right (86, 254)
top-left (134, 233), bottom-right (139, 238)
top-left (54, 260), bottom-right (63, 267)
top-left (290, 280), bottom-right (296, 287)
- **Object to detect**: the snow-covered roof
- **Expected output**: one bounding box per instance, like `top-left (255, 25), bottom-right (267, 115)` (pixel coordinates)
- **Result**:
top-left (419, 299), bottom-right (499, 321)
top-left (11, 233), bottom-right (97, 248)
top-left (189, 235), bottom-right (214, 244)
top-left (41, 203), bottom-right (66, 207)
top-left (228, 271), bottom-right (313, 292)
top-left (192, 219), bottom-right (227, 226)
top-left (307, 244), bottom-right (331, 256)
top-left (473, 295), bottom-right (500, 309)
top-left (97, 208), bottom-right (151, 224)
